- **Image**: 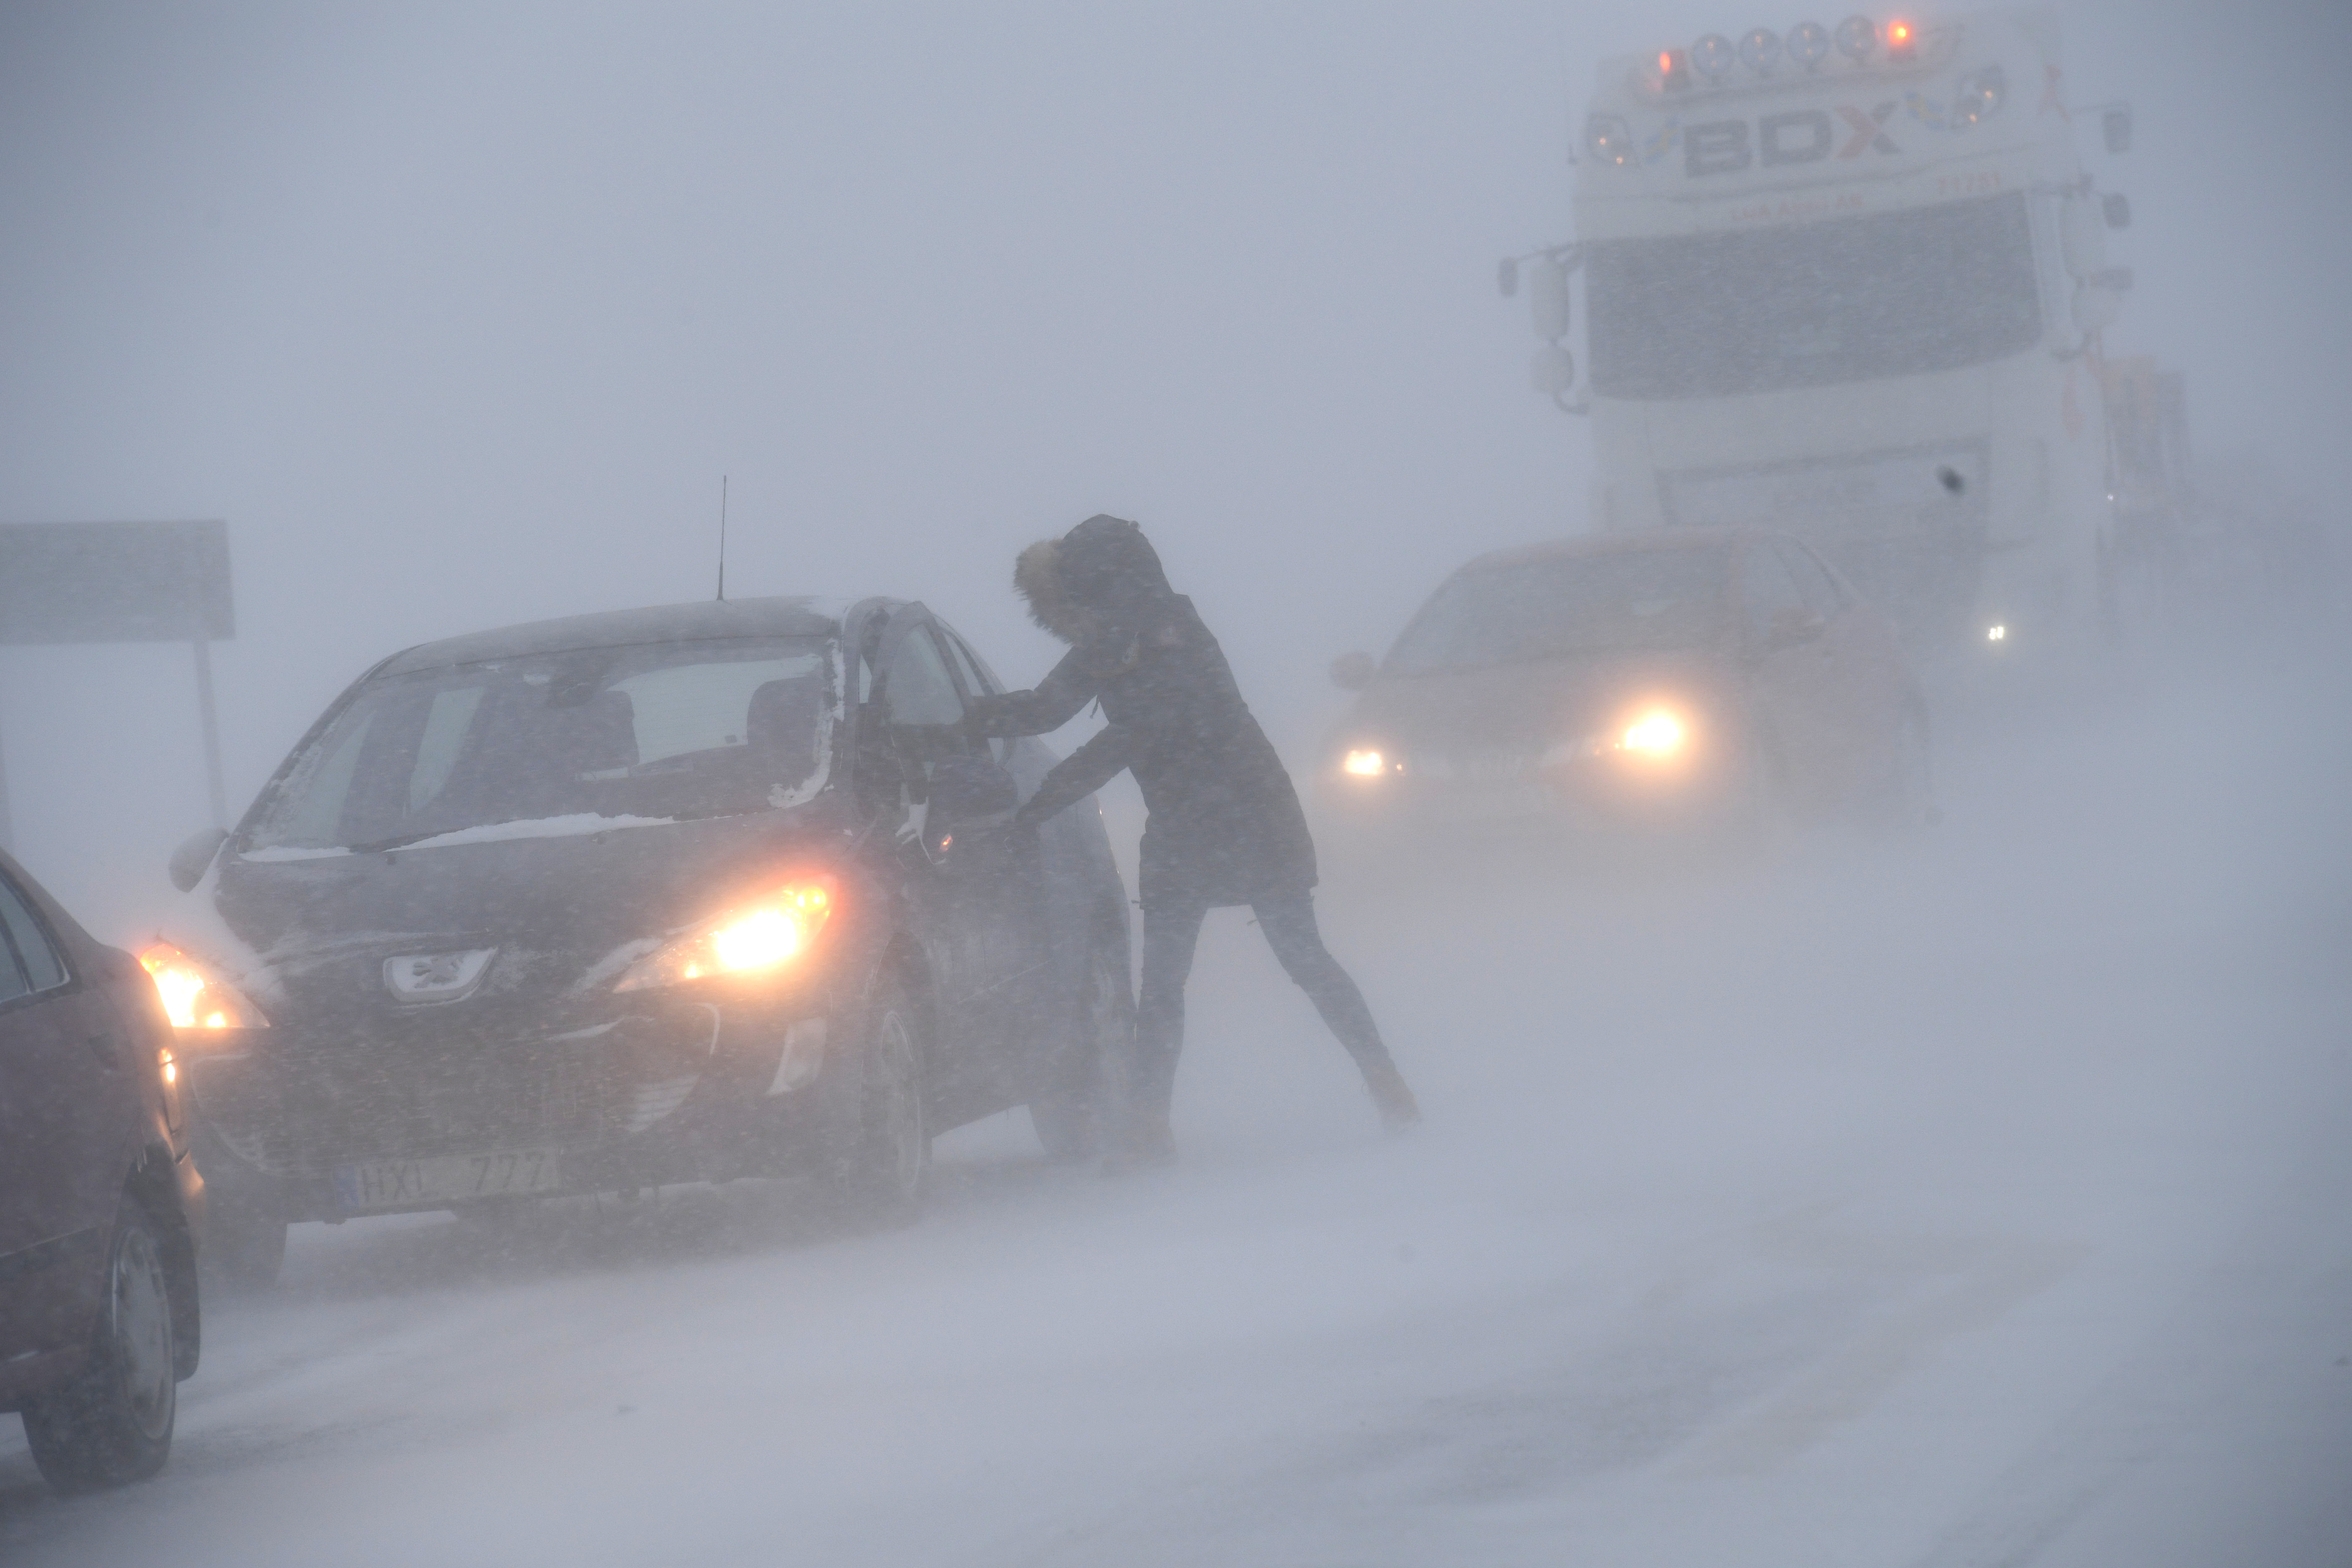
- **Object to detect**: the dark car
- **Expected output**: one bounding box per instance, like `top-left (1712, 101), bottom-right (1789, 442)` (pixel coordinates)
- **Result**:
top-left (149, 596), bottom-right (1131, 1285)
top-left (0, 848), bottom-right (203, 1491)
top-left (1319, 528), bottom-right (1930, 835)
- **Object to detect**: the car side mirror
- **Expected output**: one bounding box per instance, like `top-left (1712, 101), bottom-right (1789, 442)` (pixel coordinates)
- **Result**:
top-left (927, 753), bottom-right (1018, 826)
top-left (1761, 607), bottom-right (1825, 653)
top-left (168, 827), bottom-right (229, 893)
top-left (1329, 652), bottom-right (1377, 692)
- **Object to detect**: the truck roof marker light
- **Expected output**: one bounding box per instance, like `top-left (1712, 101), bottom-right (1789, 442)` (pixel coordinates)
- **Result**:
top-left (1789, 22), bottom-right (1832, 67)
top-left (1834, 15), bottom-right (1876, 60)
top-left (1739, 28), bottom-right (1782, 74)
top-left (1886, 18), bottom-right (1916, 60)
top-left (1691, 33), bottom-right (1738, 80)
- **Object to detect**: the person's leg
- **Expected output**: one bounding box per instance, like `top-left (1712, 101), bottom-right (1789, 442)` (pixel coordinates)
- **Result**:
top-left (1124, 898), bottom-right (1209, 1162)
top-left (1253, 893), bottom-right (1421, 1129)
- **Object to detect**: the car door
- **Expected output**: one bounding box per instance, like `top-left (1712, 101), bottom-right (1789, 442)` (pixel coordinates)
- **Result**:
top-left (863, 610), bottom-right (1040, 1121)
top-left (934, 619), bottom-right (1073, 1095)
top-left (1739, 539), bottom-right (1843, 808)
top-left (0, 867), bottom-right (136, 1357)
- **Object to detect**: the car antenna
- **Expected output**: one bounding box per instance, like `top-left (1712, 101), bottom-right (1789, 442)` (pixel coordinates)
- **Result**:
top-left (715, 474), bottom-right (728, 601)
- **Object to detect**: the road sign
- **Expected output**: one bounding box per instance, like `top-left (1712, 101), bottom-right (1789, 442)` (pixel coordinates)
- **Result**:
top-left (0, 521), bottom-right (237, 849)
top-left (0, 520), bottom-right (233, 645)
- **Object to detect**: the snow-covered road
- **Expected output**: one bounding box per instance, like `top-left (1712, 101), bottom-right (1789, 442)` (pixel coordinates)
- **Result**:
top-left (5, 652), bottom-right (2348, 1567)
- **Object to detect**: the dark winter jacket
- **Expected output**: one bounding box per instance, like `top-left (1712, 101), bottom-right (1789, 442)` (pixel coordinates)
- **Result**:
top-left (966, 516), bottom-right (1317, 912)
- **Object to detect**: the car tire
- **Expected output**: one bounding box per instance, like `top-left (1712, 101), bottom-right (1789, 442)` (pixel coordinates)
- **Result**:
top-left (21, 1200), bottom-right (180, 1493)
top-left (1029, 926), bottom-right (1130, 1163)
top-left (817, 971), bottom-right (928, 1228)
top-left (201, 1192), bottom-right (288, 1292)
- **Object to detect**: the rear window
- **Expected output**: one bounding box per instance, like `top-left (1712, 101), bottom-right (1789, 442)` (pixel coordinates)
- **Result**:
top-left (1386, 548), bottom-right (1731, 674)
top-left (250, 637), bottom-right (839, 853)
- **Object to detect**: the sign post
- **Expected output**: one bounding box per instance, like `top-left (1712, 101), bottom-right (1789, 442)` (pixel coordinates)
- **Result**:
top-left (0, 520), bottom-right (237, 852)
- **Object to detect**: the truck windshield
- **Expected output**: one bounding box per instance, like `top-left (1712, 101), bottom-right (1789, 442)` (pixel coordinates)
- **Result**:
top-left (248, 637), bottom-right (837, 852)
top-left (1386, 547), bottom-right (1729, 674)
top-left (1587, 192), bottom-right (2042, 400)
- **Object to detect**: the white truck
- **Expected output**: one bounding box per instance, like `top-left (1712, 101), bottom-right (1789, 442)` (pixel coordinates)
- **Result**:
top-left (1507, 8), bottom-right (2132, 658)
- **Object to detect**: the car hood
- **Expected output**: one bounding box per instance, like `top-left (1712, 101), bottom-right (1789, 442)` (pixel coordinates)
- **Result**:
top-left (1333, 647), bottom-right (1737, 762)
top-left (210, 800), bottom-right (856, 1017)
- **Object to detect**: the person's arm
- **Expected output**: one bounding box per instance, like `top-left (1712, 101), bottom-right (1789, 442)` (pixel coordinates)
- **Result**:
top-left (1013, 723), bottom-right (1135, 827)
top-left (964, 645), bottom-right (1102, 738)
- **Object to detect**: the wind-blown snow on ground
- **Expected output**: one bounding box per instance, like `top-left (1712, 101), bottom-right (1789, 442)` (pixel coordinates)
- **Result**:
top-left (3, 647), bottom-right (2347, 1567)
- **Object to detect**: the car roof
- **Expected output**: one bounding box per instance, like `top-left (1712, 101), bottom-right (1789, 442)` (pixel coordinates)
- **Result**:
top-left (1457, 527), bottom-right (1766, 574)
top-left (377, 595), bottom-right (867, 675)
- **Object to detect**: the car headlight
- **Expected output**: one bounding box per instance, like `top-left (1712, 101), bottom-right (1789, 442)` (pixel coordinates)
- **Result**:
top-left (1618, 710), bottom-right (1687, 756)
top-left (614, 877), bottom-right (838, 993)
top-left (138, 942), bottom-right (272, 1029)
top-left (1342, 748), bottom-right (1391, 779)
top-left (1547, 707), bottom-right (1695, 768)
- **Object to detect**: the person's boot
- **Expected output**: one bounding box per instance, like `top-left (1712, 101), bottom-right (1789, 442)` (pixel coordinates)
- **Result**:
top-left (1360, 1059), bottom-right (1422, 1133)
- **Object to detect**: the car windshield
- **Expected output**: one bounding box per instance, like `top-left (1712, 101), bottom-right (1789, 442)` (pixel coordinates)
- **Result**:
top-left (1386, 548), bottom-right (1729, 674)
top-left (248, 637), bottom-right (837, 852)
top-left (1587, 192), bottom-right (2043, 400)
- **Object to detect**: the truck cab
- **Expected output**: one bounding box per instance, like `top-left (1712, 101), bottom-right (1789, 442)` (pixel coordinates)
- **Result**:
top-left (1516, 8), bottom-right (2131, 660)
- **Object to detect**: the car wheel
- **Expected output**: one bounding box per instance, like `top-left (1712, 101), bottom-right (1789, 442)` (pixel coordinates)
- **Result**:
top-left (818, 972), bottom-right (928, 1227)
top-left (1029, 927), bottom-right (1130, 1162)
top-left (202, 1191), bottom-right (289, 1292)
top-left (21, 1200), bottom-right (179, 1492)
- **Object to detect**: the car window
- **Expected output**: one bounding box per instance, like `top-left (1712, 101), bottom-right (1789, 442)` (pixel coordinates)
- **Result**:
top-left (881, 626), bottom-right (966, 727)
top-left (409, 687), bottom-right (485, 812)
top-left (936, 629), bottom-right (998, 698)
top-left (1742, 543), bottom-right (1810, 643)
top-left (1775, 540), bottom-right (1843, 619)
top-left (935, 629), bottom-right (1013, 765)
top-left (0, 874), bottom-right (67, 998)
top-left (250, 637), bottom-right (837, 851)
top-left (611, 657), bottom-right (822, 768)
top-left (1386, 547), bottom-right (1731, 674)
top-left (277, 710), bottom-right (376, 846)
top-left (0, 898), bottom-right (28, 1004)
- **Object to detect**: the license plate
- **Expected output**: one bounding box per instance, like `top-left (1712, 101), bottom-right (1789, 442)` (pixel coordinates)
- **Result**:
top-left (333, 1147), bottom-right (564, 1211)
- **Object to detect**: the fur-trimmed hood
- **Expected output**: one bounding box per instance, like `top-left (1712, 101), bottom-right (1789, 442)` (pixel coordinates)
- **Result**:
top-left (1014, 539), bottom-right (1085, 642)
top-left (1015, 514), bottom-right (1172, 644)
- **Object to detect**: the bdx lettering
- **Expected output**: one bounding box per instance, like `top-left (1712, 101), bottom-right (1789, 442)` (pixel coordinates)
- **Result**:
top-left (1685, 105), bottom-right (1901, 177)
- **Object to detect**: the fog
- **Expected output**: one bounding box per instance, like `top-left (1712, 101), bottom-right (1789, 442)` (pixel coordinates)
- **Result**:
top-left (3, 2), bottom-right (2348, 1563)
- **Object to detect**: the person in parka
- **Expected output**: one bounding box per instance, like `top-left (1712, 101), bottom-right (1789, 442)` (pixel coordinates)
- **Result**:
top-left (964, 514), bottom-right (1421, 1163)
